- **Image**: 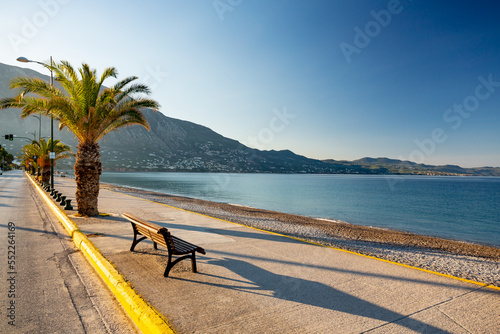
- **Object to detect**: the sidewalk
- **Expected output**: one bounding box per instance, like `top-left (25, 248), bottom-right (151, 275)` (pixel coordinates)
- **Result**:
top-left (51, 177), bottom-right (499, 333)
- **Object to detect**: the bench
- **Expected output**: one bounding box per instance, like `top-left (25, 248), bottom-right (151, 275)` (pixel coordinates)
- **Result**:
top-left (122, 213), bottom-right (206, 277)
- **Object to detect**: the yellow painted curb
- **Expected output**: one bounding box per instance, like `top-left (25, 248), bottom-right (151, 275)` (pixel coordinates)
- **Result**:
top-left (27, 174), bottom-right (175, 334)
top-left (109, 188), bottom-right (500, 292)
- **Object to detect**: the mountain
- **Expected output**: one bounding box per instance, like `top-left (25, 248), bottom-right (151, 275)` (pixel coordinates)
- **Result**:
top-left (323, 158), bottom-right (500, 176)
top-left (1, 62), bottom-right (499, 175)
top-left (0, 62), bottom-right (338, 173)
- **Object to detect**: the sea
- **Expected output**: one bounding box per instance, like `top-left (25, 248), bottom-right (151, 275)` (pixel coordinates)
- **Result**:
top-left (98, 172), bottom-right (500, 247)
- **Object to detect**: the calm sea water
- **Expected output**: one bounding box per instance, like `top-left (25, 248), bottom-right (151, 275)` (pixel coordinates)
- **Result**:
top-left (99, 172), bottom-right (500, 246)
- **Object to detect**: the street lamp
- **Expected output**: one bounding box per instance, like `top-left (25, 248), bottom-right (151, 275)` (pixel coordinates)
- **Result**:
top-left (30, 114), bottom-right (42, 141)
top-left (26, 131), bottom-right (36, 140)
top-left (17, 56), bottom-right (54, 189)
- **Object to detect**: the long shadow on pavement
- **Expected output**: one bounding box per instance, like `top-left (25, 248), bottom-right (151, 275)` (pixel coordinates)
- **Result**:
top-left (174, 257), bottom-right (452, 333)
top-left (208, 250), bottom-right (498, 295)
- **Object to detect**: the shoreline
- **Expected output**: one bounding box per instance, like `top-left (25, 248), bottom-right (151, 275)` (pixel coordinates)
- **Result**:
top-left (100, 182), bottom-right (500, 287)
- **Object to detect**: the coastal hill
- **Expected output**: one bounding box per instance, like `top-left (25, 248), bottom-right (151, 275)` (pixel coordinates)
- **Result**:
top-left (0, 62), bottom-right (334, 173)
top-left (324, 158), bottom-right (500, 176)
top-left (1, 62), bottom-right (499, 175)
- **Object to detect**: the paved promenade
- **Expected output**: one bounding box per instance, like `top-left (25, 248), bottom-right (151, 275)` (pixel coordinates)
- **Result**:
top-left (49, 177), bottom-right (499, 333)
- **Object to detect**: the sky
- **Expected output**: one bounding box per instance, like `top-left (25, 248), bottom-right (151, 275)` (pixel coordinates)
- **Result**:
top-left (1, 0), bottom-right (499, 168)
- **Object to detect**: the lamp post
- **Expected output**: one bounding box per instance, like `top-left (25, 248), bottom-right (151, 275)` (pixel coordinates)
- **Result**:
top-left (16, 56), bottom-right (54, 189)
top-left (26, 131), bottom-right (37, 140)
top-left (15, 136), bottom-right (37, 142)
top-left (30, 114), bottom-right (42, 141)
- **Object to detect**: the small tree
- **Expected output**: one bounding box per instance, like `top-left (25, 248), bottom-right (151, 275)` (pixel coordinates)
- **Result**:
top-left (0, 146), bottom-right (14, 170)
top-left (21, 138), bottom-right (73, 183)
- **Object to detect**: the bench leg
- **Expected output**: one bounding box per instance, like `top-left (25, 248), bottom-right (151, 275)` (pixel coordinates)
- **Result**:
top-left (164, 253), bottom-right (197, 277)
top-left (191, 251), bottom-right (197, 273)
top-left (164, 252), bottom-right (174, 277)
top-left (130, 235), bottom-right (147, 251)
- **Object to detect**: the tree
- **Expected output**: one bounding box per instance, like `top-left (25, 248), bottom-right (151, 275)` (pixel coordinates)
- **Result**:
top-left (21, 138), bottom-right (73, 183)
top-left (0, 146), bottom-right (14, 170)
top-left (17, 154), bottom-right (33, 172)
top-left (0, 61), bottom-right (160, 216)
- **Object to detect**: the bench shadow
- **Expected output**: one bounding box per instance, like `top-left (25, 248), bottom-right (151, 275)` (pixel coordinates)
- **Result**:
top-left (80, 216), bottom-right (300, 247)
top-left (178, 257), bottom-right (453, 333)
top-left (150, 220), bottom-right (304, 245)
top-left (208, 250), bottom-right (499, 294)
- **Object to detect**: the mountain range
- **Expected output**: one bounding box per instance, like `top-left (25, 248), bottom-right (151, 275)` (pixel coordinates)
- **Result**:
top-left (1, 62), bottom-right (499, 176)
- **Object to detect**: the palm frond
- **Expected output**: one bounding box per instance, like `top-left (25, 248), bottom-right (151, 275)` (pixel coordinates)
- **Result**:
top-left (3, 60), bottom-right (160, 146)
top-left (113, 76), bottom-right (138, 91)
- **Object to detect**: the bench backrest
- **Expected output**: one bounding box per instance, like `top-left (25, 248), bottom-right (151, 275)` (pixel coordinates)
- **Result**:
top-left (123, 212), bottom-right (173, 249)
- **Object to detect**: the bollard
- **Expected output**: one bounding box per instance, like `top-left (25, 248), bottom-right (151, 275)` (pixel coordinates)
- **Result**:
top-left (50, 189), bottom-right (55, 196)
top-left (60, 196), bottom-right (66, 206)
top-left (52, 191), bottom-right (59, 199)
top-left (56, 193), bottom-right (62, 202)
top-left (64, 199), bottom-right (73, 210)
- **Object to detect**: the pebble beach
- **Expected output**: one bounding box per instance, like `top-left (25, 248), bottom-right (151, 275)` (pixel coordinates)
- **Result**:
top-left (101, 183), bottom-right (500, 287)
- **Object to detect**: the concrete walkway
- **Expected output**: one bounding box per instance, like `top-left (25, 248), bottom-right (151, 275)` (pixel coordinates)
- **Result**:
top-left (53, 177), bottom-right (499, 333)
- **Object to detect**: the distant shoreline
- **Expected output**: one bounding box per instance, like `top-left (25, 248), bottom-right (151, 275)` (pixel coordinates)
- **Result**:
top-left (100, 182), bottom-right (500, 287)
top-left (60, 169), bottom-right (500, 177)
top-left (58, 155), bottom-right (500, 177)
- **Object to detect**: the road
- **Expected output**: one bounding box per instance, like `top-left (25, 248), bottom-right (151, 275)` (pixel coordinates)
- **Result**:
top-left (0, 170), bottom-right (139, 334)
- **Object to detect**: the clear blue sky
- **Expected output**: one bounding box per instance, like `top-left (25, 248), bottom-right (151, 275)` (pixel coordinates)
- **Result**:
top-left (1, 0), bottom-right (499, 167)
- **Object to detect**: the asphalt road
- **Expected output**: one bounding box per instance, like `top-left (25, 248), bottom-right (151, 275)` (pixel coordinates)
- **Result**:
top-left (0, 170), bottom-right (139, 334)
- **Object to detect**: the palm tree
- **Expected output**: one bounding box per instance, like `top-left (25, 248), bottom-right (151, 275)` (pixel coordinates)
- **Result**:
top-left (17, 154), bottom-right (33, 173)
top-left (19, 142), bottom-right (38, 176)
top-left (16, 146), bottom-right (38, 175)
top-left (21, 138), bottom-right (73, 183)
top-left (1, 61), bottom-right (160, 216)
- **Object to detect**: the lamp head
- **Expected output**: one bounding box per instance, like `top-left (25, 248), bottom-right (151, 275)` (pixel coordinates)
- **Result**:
top-left (16, 57), bottom-right (30, 63)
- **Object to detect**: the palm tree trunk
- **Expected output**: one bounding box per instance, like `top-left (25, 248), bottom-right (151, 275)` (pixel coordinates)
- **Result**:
top-left (41, 165), bottom-right (50, 183)
top-left (74, 142), bottom-right (102, 216)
